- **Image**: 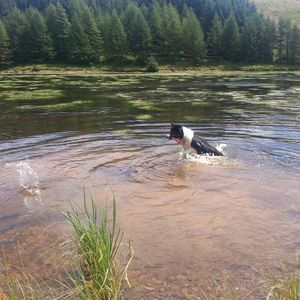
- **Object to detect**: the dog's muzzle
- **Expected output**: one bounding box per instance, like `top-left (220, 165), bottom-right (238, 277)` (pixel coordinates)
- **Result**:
top-left (167, 135), bottom-right (183, 145)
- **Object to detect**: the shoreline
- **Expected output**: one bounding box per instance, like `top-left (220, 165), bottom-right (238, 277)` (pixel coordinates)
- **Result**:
top-left (0, 63), bottom-right (300, 76)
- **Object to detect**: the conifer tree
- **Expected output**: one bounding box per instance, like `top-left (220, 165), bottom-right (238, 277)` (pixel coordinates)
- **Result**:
top-left (102, 10), bottom-right (127, 60)
top-left (202, 0), bottom-right (216, 33)
top-left (95, 7), bottom-right (104, 33)
top-left (150, 2), bottom-right (163, 56)
top-left (240, 14), bottom-right (258, 62)
top-left (22, 7), bottom-right (53, 63)
top-left (67, 13), bottom-right (90, 63)
top-left (80, 4), bottom-right (102, 63)
top-left (221, 14), bottom-right (240, 61)
top-left (182, 7), bottom-right (206, 62)
top-left (45, 3), bottom-right (57, 41)
top-left (124, 3), bottom-right (151, 61)
top-left (207, 13), bottom-right (223, 58)
top-left (4, 8), bottom-right (27, 63)
top-left (288, 25), bottom-right (300, 64)
top-left (277, 17), bottom-right (291, 62)
top-left (258, 17), bottom-right (276, 63)
top-left (0, 20), bottom-right (10, 66)
top-left (56, 3), bottom-right (70, 60)
top-left (160, 4), bottom-right (183, 61)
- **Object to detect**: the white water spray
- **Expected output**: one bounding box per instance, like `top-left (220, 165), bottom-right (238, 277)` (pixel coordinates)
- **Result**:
top-left (183, 143), bottom-right (228, 165)
top-left (16, 161), bottom-right (40, 195)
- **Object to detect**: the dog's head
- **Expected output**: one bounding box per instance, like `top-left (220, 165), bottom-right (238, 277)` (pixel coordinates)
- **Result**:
top-left (166, 122), bottom-right (184, 144)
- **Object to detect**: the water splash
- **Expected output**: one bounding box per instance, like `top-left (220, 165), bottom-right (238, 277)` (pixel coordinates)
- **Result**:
top-left (16, 161), bottom-right (40, 195)
top-left (183, 153), bottom-right (225, 165)
top-left (182, 144), bottom-right (228, 165)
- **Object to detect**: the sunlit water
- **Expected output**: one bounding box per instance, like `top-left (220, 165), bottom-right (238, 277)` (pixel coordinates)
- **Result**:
top-left (0, 73), bottom-right (299, 297)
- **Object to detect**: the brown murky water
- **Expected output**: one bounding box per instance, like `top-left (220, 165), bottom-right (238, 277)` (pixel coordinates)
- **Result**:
top-left (0, 73), bottom-right (299, 298)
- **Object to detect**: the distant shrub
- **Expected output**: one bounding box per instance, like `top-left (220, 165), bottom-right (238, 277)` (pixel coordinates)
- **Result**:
top-left (145, 57), bottom-right (159, 72)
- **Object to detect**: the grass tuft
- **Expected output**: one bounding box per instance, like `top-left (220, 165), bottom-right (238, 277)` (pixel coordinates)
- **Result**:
top-left (266, 266), bottom-right (300, 300)
top-left (65, 194), bottom-right (133, 300)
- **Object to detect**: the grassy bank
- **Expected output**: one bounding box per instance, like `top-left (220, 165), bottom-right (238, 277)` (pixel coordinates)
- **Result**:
top-left (1, 61), bottom-right (299, 75)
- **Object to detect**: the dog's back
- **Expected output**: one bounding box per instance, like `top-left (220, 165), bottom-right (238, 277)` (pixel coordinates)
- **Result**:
top-left (191, 136), bottom-right (223, 156)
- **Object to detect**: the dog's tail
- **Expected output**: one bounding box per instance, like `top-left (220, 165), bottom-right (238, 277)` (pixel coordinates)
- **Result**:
top-left (216, 143), bottom-right (227, 155)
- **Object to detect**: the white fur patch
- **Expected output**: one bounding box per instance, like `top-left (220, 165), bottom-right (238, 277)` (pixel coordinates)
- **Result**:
top-left (182, 126), bottom-right (194, 152)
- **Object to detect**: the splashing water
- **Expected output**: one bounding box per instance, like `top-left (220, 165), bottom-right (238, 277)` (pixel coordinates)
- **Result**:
top-left (183, 144), bottom-right (228, 165)
top-left (16, 161), bottom-right (40, 195)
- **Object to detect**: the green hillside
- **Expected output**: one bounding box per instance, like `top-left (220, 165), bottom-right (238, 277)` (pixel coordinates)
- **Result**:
top-left (254, 0), bottom-right (300, 24)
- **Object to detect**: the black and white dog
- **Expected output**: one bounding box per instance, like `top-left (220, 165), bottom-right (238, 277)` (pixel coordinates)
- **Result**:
top-left (167, 123), bottom-right (224, 156)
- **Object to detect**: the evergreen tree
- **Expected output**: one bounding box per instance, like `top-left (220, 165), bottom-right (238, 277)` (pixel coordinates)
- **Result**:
top-left (45, 3), bottom-right (57, 41)
top-left (259, 18), bottom-right (276, 63)
top-left (45, 2), bottom-right (70, 61)
top-left (4, 8), bottom-right (27, 63)
top-left (22, 7), bottom-right (53, 63)
top-left (182, 7), bottom-right (206, 62)
top-left (80, 4), bottom-right (102, 63)
top-left (95, 7), bottom-right (104, 33)
top-left (160, 4), bottom-right (183, 61)
top-left (288, 25), bottom-right (300, 64)
top-left (67, 13), bottom-right (90, 63)
top-left (240, 14), bottom-right (258, 62)
top-left (124, 3), bottom-right (151, 60)
top-left (277, 17), bottom-right (291, 62)
top-left (202, 0), bottom-right (216, 34)
top-left (221, 14), bottom-right (240, 61)
top-left (55, 2), bottom-right (70, 61)
top-left (102, 10), bottom-right (127, 60)
top-left (150, 2), bottom-right (163, 56)
top-left (207, 13), bottom-right (223, 58)
top-left (0, 21), bottom-right (10, 66)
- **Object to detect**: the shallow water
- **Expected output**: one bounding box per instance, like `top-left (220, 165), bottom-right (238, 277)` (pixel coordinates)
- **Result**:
top-left (0, 73), bottom-right (299, 297)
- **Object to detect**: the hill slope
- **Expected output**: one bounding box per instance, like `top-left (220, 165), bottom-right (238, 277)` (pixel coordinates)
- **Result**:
top-left (254, 0), bottom-right (300, 24)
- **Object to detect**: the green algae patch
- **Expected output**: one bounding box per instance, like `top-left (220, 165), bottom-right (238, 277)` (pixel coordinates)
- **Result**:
top-left (17, 100), bottom-right (92, 112)
top-left (113, 130), bottom-right (131, 136)
top-left (127, 99), bottom-right (162, 111)
top-left (116, 93), bottom-right (131, 99)
top-left (191, 101), bottom-right (212, 107)
top-left (223, 108), bottom-right (246, 114)
top-left (135, 114), bottom-right (153, 120)
top-left (104, 78), bottom-right (141, 86)
top-left (3, 89), bottom-right (63, 101)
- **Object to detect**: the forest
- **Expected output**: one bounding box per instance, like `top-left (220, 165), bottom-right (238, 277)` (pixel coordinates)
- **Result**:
top-left (0, 0), bottom-right (300, 67)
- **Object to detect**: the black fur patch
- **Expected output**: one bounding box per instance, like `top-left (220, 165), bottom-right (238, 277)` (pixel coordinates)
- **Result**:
top-left (191, 136), bottom-right (223, 156)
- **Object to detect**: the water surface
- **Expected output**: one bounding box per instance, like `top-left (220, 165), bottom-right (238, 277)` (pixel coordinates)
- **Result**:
top-left (0, 72), bottom-right (299, 298)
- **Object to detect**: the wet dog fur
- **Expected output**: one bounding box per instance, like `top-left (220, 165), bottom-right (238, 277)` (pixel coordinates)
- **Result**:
top-left (167, 123), bottom-right (223, 156)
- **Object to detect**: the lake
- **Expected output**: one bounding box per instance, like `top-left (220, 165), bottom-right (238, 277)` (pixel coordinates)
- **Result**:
top-left (0, 72), bottom-right (299, 298)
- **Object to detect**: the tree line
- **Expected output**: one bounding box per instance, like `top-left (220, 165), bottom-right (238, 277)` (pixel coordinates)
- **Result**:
top-left (0, 0), bottom-right (300, 67)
